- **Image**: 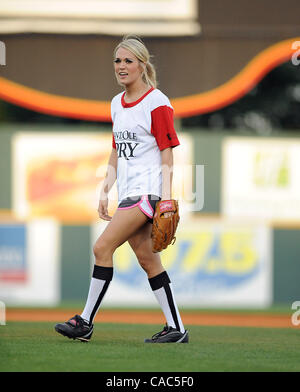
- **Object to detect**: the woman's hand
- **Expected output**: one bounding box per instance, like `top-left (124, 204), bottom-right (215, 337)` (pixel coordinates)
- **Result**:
top-left (98, 197), bottom-right (112, 221)
top-left (97, 148), bottom-right (117, 221)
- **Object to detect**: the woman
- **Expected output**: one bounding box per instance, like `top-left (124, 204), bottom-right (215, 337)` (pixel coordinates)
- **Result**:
top-left (55, 35), bottom-right (188, 344)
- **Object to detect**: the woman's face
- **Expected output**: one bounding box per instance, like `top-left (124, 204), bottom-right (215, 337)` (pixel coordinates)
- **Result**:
top-left (114, 47), bottom-right (144, 87)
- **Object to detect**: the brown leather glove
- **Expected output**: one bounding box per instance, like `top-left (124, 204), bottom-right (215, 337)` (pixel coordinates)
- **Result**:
top-left (151, 200), bottom-right (180, 253)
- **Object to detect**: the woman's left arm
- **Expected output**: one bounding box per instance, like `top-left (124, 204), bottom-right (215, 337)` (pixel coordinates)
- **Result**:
top-left (161, 147), bottom-right (174, 201)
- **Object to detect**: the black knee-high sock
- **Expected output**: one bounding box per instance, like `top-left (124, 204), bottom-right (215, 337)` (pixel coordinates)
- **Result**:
top-left (81, 265), bottom-right (113, 325)
top-left (149, 271), bottom-right (185, 333)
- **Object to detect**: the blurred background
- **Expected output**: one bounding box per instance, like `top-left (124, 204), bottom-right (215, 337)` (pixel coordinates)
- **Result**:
top-left (0, 0), bottom-right (299, 310)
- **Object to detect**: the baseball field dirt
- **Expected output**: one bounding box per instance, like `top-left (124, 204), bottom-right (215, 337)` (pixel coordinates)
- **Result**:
top-left (6, 308), bottom-right (295, 328)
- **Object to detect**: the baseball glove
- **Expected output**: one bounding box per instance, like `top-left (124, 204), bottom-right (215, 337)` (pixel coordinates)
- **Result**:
top-left (151, 199), bottom-right (180, 253)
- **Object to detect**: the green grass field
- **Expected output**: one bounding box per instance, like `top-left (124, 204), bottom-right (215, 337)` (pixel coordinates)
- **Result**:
top-left (1, 321), bottom-right (300, 372)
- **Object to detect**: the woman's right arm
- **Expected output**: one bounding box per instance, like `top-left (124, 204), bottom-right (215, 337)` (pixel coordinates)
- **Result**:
top-left (98, 148), bottom-right (118, 221)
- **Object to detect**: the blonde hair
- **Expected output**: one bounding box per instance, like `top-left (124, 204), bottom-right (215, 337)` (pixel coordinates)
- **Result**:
top-left (114, 35), bottom-right (157, 88)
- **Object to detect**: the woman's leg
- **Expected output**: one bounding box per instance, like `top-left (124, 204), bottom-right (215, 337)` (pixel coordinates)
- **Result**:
top-left (80, 206), bottom-right (149, 324)
top-left (93, 205), bottom-right (149, 267)
top-left (128, 221), bottom-right (164, 278)
top-left (55, 207), bottom-right (149, 340)
top-left (128, 223), bottom-right (186, 335)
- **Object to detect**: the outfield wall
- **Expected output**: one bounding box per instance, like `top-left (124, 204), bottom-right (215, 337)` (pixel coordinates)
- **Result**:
top-left (0, 124), bottom-right (299, 306)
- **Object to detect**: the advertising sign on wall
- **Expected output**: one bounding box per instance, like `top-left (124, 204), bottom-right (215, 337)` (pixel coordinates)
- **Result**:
top-left (0, 219), bottom-right (60, 306)
top-left (0, 224), bottom-right (27, 283)
top-left (222, 137), bottom-right (300, 222)
top-left (91, 218), bottom-right (272, 308)
top-left (13, 133), bottom-right (113, 223)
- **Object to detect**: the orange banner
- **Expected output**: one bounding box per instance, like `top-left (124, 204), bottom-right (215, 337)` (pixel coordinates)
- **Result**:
top-left (0, 38), bottom-right (298, 120)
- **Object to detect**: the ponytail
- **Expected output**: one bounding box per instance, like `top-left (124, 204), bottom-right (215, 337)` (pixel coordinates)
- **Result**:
top-left (143, 61), bottom-right (157, 88)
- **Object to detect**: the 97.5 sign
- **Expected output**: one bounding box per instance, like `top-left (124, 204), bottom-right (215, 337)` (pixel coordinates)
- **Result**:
top-left (93, 218), bottom-right (272, 308)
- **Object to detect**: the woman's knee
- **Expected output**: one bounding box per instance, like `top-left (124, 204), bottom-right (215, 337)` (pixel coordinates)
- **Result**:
top-left (138, 256), bottom-right (150, 273)
top-left (136, 251), bottom-right (161, 274)
top-left (93, 238), bottom-right (114, 262)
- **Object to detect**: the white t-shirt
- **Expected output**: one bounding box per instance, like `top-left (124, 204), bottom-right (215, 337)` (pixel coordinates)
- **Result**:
top-left (111, 87), bottom-right (180, 201)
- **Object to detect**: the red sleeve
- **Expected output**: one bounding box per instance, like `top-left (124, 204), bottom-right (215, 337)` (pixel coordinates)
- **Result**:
top-left (151, 106), bottom-right (180, 151)
top-left (112, 122), bottom-right (116, 149)
top-left (112, 133), bottom-right (116, 149)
